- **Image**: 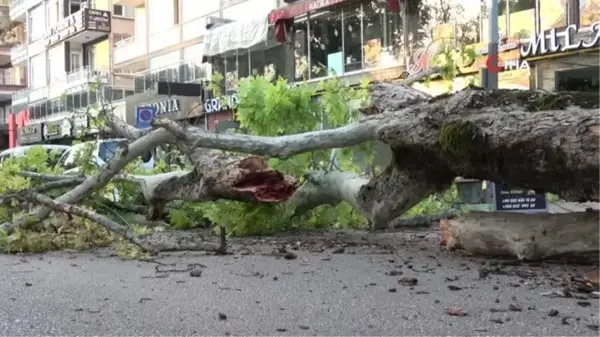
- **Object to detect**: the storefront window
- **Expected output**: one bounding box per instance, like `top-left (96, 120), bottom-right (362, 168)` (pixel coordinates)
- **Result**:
top-left (540, 0), bottom-right (567, 32)
top-left (309, 11), bottom-right (343, 78)
top-left (238, 50), bottom-right (250, 79)
top-left (506, 0), bottom-right (535, 40)
top-left (264, 43), bottom-right (286, 80)
top-left (482, 1), bottom-right (508, 44)
top-left (580, 0), bottom-right (600, 28)
top-left (250, 47), bottom-right (266, 77)
top-left (343, 3), bottom-right (362, 72)
top-left (224, 50), bottom-right (238, 93)
top-left (362, 1), bottom-right (385, 69)
top-left (294, 19), bottom-right (309, 81)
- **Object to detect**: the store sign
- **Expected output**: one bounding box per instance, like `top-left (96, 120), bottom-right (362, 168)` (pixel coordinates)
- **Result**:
top-left (150, 99), bottom-right (181, 115)
top-left (486, 55), bottom-right (530, 73)
top-left (85, 9), bottom-right (111, 32)
top-left (44, 9), bottom-right (111, 46)
top-left (521, 21), bottom-right (600, 58)
top-left (135, 105), bottom-right (157, 129)
top-left (204, 95), bottom-right (239, 114)
top-left (18, 124), bottom-right (42, 144)
top-left (493, 183), bottom-right (547, 212)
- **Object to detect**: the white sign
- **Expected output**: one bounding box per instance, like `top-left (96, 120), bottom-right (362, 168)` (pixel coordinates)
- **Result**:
top-left (204, 95), bottom-right (239, 114)
top-left (520, 21), bottom-right (600, 58)
top-left (502, 59), bottom-right (530, 71)
top-left (149, 99), bottom-right (180, 114)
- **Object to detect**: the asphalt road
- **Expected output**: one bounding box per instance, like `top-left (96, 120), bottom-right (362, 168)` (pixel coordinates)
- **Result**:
top-left (0, 229), bottom-right (598, 336)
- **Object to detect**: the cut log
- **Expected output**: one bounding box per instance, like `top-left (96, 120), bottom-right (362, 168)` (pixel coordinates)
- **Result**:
top-left (440, 211), bottom-right (600, 261)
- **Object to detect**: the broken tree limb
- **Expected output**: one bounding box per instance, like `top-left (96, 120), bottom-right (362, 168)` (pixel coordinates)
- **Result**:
top-left (440, 210), bottom-right (600, 262)
top-left (21, 191), bottom-right (227, 253)
top-left (1, 129), bottom-right (175, 233)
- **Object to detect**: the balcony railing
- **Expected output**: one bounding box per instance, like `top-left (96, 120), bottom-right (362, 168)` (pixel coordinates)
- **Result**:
top-left (10, 43), bottom-right (25, 63)
top-left (134, 59), bottom-right (210, 94)
top-left (11, 88), bottom-right (28, 104)
top-left (66, 66), bottom-right (106, 84)
top-left (0, 68), bottom-right (25, 86)
top-left (114, 36), bottom-right (147, 64)
top-left (27, 86), bottom-right (135, 120)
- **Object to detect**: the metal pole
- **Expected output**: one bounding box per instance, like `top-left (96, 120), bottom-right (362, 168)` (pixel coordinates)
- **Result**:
top-left (486, 0), bottom-right (499, 89)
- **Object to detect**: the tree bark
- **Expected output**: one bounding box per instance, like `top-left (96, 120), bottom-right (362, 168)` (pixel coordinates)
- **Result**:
top-left (440, 210), bottom-right (599, 262)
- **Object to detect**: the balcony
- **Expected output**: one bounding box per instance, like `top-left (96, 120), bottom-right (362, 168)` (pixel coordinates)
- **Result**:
top-left (114, 36), bottom-right (148, 70)
top-left (0, 23), bottom-right (25, 47)
top-left (10, 43), bottom-right (25, 64)
top-left (48, 66), bottom-right (109, 99)
top-left (10, 0), bottom-right (43, 22)
top-left (44, 8), bottom-right (112, 48)
top-left (113, 0), bottom-right (145, 8)
top-left (0, 1), bottom-right (9, 30)
top-left (133, 59), bottom-right (210, 94)
top-left (0, 68), bottom-right (26, 101)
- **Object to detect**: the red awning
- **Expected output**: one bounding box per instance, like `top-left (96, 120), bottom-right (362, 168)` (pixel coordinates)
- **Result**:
top-left (268, 0), bottom-right (346, 25)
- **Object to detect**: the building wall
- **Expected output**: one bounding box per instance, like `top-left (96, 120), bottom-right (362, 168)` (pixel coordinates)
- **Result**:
top-left (534, 53), bottom-right (599, 91)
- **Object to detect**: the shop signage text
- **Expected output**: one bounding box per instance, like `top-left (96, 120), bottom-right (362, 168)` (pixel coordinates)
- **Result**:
top-left (204, 94), bottom-right (239, 114)
top-left (493, 183), bottom-right (547, 212)
top-left (148, 99), bottom-right (181, 115)
top-left (521, 21), bottom-right (600, 58)
top-left (18, 124), bottom-right (42, 144)
top-left (44, 9), bottom-right (111, 46)
top-left (486, 55), bottom-right (530, 73)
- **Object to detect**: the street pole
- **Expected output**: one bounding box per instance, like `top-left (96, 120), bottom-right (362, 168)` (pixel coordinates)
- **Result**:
top-left (486, 0), bottom-right (499, 89)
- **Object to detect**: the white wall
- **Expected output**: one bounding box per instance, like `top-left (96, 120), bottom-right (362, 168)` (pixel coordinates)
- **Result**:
top-left (134, 7), bottom-right (147, 43)
top-left (149, 50), bottom-right (181, 69)
top-left (222, 0), bottom-right (277, 21)
top-left (47, 44), bottom-right (65, 83)
top-left (28, 2), bottom-right (47, 42)
top-left (182, 0), bottom-right (219, 23)
top-left (148, 0), bottom-right (176, 35)
top-left (183, 44), bottom-right (202, 62)
top-left (29, 53), bottom-right (47, 89)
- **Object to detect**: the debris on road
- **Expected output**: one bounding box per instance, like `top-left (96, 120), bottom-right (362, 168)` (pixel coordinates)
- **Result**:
top-left (446, 307), bottom-right (468, 316)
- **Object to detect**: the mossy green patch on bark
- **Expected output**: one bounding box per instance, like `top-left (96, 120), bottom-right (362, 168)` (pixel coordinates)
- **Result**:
top-left (437, 121), bottom-right (486, 161)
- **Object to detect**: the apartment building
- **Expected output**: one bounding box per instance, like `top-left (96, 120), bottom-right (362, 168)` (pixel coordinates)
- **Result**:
top-left (8, 0), bottom-right (135, 147)
top-left (0, 0), bottom-right (28, 149)
top-left (112, 0), bottom-right (280, 130)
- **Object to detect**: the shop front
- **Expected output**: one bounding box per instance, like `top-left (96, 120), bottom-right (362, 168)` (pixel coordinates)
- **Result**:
top-left (521, 21), bottom-right (600, 92)
top-left (127, 94), bottom-right (207, 130)
top-left (410, 43), bottom-right (531, 96)
top-left (17, 123), bottom-right (43, 146)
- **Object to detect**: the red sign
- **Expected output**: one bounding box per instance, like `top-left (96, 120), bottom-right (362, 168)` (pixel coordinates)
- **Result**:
top-left (485, 55), bottom-right (503, 73)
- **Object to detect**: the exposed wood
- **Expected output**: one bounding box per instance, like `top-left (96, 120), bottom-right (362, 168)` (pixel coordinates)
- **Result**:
top-left (440, 211), bottom-right (600, 261)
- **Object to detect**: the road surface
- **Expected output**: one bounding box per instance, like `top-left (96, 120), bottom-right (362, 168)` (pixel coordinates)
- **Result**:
top-left (0, 229), bottom-right (598, 336)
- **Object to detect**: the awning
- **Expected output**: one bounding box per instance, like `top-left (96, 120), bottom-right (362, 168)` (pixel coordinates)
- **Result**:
top-left (268, 0), bottom-right (402, 42)
top-left (202, 18), bottom-right (269, 58)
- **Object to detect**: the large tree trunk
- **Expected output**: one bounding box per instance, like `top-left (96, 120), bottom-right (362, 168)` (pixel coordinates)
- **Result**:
top-left (4, 83), bottom-right (598, 249)
top-left (440, 210), bottom-right (600, 262)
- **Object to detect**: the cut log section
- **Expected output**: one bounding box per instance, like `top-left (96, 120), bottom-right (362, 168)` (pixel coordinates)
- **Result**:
top-left (440, 211), bottom-right (600, 261)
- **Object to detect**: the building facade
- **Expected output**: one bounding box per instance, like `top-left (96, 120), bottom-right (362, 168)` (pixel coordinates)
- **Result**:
top-left (0, 0), bottom-right (28, 149)
top-left (8, 0), bottom-right (136, 147)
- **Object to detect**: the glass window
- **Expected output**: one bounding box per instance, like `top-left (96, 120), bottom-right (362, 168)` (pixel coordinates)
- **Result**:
top-left (264, 44), bottom-right (286, 81)
top-left (214, 56), bottom-right (226, 91)
top-left (580, 0), bottom-right (600, 28)
top-left (309, 10), bottom-right (343, 78)
top-left (540, 0), bottom-right (568, 32)
top-left (482, 1), bottom-right (508, 44)
top-left (224, 50), bottom-right (238, 93)
top-left (362, 1), bottom-right (385, 69)
top-left (343, 3), bottom-right (362, 72)
top-left (238, 50), bottom-right (250, 79)
top-left (506, 0), bottom-right (535, 40)
top-left (384, 9), bottom-right (406, 66)
top-left (293, 19), bottom-right (309, 80)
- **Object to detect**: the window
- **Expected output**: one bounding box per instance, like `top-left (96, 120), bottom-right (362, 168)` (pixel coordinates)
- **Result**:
top-left (293, 19), bottom-right (309, 80)
top-left (343, 3), bottom-right (362, 72)
top-left (579, 0), bottom-right (600, 28)
top-left (539, 0), bottom-right (568, 32)
top-left (28, 4), bottom-right (46, 42)
top-left (70, 52), bottom-right (81, 72)
top-left (68, 0), bottom-right (85, 16)
top-left (504, 0), bottom-right (535, 40)
top-left (88, 47), bottom-right (95, 71)
top-left (224, 50), bottom-right (238, 93)
top-left (556, 66), bottom-right (600, 92)
top-left (113, 5), bottom-right (135, 19)
top-left (309, 10), bottom-right (343, 78)
top-left (29, 54), bottom-right (46, 89)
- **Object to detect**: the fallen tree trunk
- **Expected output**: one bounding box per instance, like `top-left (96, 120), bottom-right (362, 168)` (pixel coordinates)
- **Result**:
top-left (154, 86), bottom-right (599, 228)
top-left (440, 210), bottom-right (600, 262)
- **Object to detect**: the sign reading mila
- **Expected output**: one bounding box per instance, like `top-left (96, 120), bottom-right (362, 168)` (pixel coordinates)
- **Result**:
top-left (520, 21), bottom-right (600, 57)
